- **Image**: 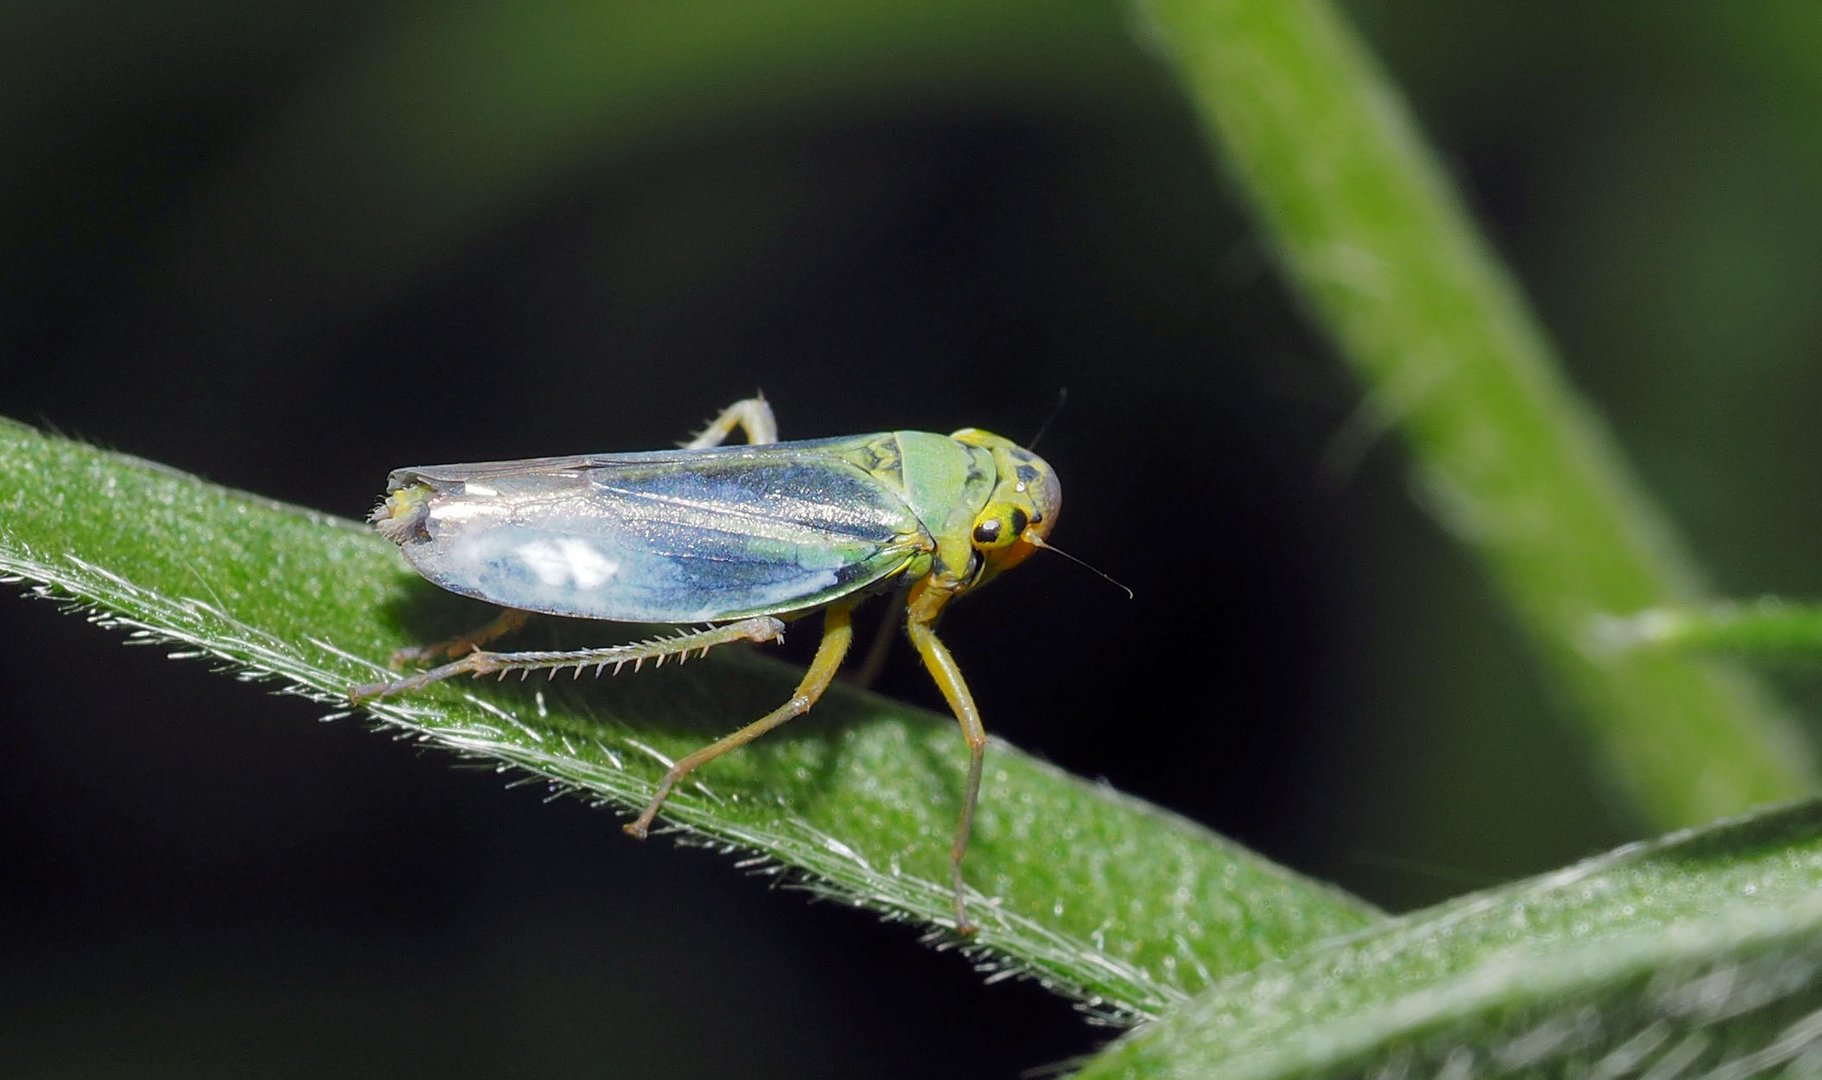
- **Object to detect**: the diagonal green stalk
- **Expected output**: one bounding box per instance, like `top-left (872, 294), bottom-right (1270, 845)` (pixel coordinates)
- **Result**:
top-left (1598, 600), bottom-right (1822, 661)
top-left (0, 417), bottom-right (1377, 1021)
top-left (1135, 0), bottom-right (1815, 824)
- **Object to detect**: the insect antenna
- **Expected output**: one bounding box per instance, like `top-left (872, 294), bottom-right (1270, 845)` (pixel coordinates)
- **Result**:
top-left (1027, 387), bottom-right (1068, 451)
top-left (1029, 535), bottom-right (1133, 599)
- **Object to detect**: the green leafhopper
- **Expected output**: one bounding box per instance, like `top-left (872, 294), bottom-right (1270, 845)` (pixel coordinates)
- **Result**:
top-left (351, 398), bottom-right (1061, 934)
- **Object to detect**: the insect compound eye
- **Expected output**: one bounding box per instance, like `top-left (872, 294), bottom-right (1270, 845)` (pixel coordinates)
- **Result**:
top-left (970, 504), bottom-right (1028, 550)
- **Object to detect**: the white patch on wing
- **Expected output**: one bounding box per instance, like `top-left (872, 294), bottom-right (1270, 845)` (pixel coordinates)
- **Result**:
top-left (516, 538), bottom-right (619, 589)
top-left (429, 500), bottom-right (509, 525)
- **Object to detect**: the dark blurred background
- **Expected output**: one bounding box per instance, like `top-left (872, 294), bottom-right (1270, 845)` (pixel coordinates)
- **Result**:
top-left (3, 3), bottom-right (1821, 1076)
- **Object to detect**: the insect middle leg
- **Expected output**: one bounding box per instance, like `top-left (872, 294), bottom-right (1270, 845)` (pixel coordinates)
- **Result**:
top-left (848, 587), bottom-right (907, 690)
top-left (349, 617), bottom-right (786, 704)
top-left (389, 607), bottom-right (532, 667)
top-left (625, 602), bottom-right (855, 839)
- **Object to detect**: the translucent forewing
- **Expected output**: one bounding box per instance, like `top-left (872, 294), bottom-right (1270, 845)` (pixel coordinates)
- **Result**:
top-left (377, 436), bottom-right (942, 623)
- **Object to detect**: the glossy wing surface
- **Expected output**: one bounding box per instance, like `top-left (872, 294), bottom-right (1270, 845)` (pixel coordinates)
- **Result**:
top-left (390, 438), bottom-right (928, 622)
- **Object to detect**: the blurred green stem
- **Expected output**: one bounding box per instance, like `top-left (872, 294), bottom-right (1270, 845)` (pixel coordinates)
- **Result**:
top-left (1137, 0), bottom-right (1815, 822)
top-left (1598, 601), bottom-right (1822, 661)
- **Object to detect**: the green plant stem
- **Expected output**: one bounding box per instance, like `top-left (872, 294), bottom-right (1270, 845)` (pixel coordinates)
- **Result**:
top-left (1136, 0), bottom-right (1815, 824)
top-left (1598, 600), bottom-right (1822, 661)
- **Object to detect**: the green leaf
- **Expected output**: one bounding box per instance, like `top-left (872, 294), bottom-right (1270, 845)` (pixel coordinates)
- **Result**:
top-left (0, 417), bottom-right (1377, 1020)
top-left (1077, 799), bottom-right (1822, 1079)
top-left (1133, 0), bottom-right (1817, 825)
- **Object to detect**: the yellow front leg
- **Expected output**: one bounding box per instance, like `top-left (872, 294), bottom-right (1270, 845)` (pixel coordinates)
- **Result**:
top-left (904, 578), bottom-right (987, 936)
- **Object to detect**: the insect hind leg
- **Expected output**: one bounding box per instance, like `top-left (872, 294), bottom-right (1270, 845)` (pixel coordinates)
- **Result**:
top-left (349, 616), bottom-right (785, 704)
top-left (685, 396), bottom-right (778, 448)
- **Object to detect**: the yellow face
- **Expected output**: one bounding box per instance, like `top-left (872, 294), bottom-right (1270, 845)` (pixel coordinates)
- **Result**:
top-left (949, 428), bottom-right (1062, 586)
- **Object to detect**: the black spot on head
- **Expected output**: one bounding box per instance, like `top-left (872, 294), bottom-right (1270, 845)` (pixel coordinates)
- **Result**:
top-left (1015, 464), bottom-right (1039, 484)
top-left (1010, 508), bottom-right (1029, 534)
